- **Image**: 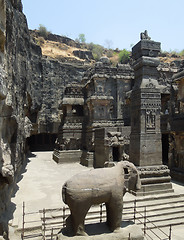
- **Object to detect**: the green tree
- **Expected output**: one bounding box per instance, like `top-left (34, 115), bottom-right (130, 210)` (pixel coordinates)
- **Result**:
top-left (118, 49), bottom-right (130, 63)
top-left (78, 33), bottom-right (86, 43)
top-left (179, 49), bottom-right (184, 57)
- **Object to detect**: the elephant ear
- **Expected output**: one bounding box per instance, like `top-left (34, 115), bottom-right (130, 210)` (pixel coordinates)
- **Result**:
top-left (121, 161), bottom-right (141, 193)
top-left (123, 166), bottom-right (129, 175)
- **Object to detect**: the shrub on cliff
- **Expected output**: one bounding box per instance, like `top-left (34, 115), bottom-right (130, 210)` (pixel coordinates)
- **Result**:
top-left (38, 24), bottom-right (51, 38)
top-left (118, 49), bottom-right (130, 63)
top-left (87, 43), bottom-right (104, 61)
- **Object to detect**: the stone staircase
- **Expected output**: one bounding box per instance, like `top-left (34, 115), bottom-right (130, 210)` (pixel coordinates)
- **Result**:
top-left (11, 192), bottom-right (184, 239)
top-left (123, 192), bottom-right (184, 239)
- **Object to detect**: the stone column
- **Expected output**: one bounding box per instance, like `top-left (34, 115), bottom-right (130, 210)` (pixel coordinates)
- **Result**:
top-left (130, 35), bottom-right (162, 166)
top-left (129, 31), bottom-right (173, 195)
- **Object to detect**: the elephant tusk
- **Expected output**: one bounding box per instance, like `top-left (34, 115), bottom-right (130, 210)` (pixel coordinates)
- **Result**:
top-left (63, 186), bottom-right (100, 191)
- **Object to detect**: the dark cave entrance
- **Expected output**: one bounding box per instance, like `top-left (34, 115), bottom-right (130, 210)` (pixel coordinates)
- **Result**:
top-left (27, 133), bottom-right (57, 151)
top-left (162, 134), bottom-right (169, 165)
top-left (112, 146), bottom-right (120, 162)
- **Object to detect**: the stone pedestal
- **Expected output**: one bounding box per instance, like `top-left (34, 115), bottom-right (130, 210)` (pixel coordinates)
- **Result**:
top-left (135, 165), bottom-right (174, 196)
top-left (57, 223), bottom-right (144, 240)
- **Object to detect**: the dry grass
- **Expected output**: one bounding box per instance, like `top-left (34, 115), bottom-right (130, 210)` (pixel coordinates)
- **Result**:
top-left (40, 40), bottom-right (88, 61)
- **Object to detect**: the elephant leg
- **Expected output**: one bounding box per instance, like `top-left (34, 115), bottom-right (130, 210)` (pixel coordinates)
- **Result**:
top-left (70, 203), bottom-right (90, 236)
top-left (64, 215), bottom-right (73, 236)
top-left (105, 200), bottom-right (123, 232)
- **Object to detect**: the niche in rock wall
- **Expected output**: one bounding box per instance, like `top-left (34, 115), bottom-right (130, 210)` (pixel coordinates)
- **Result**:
top-left (27, 133), bottom-right (57, 151)
top-left (0, 0), bottom-right (5, 61)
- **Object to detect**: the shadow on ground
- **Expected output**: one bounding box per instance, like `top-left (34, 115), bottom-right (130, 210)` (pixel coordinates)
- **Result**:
top-left (59, 220), bottom-right (135, 237)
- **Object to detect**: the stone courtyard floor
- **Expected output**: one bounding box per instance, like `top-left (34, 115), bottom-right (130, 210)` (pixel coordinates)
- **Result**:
top-left (9, 151), bottom-right (184, 239)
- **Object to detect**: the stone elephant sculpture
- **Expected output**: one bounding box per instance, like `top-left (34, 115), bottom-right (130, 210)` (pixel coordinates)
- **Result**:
top-left (62, 161), bottom-right (141, 236)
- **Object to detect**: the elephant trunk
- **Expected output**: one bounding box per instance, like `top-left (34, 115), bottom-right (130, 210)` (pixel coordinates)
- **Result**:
top-left (62, 183), bottom-right (67, 204)
top-left (136, 174), bottom-right (141, 190)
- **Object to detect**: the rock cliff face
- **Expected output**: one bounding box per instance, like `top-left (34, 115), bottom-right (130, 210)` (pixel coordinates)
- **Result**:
top-left (0, 0), bottom-right (43, 235)
top-left (0, 0), bottom-right (88, 236)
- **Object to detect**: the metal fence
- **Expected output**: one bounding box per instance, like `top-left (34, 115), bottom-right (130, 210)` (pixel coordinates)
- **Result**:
top-left (123, 199), bottom-right (172, 240)
top-left (21, 200), bottom-right (173, 240)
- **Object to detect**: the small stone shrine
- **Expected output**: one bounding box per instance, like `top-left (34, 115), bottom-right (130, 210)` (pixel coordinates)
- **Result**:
top-left (53, 84), bottom-right (84, 163)
top-left (129, 31), bottom-right (173, 195)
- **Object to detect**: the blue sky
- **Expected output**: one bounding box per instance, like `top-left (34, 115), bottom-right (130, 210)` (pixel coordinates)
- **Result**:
top-left (22, 0), bottom-right (184, 52)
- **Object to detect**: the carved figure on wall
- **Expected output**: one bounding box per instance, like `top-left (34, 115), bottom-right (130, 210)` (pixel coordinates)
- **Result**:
top-left (146, 110), bottom-right (156, 129)
top-left (62, 161), bottom-right (141, 236)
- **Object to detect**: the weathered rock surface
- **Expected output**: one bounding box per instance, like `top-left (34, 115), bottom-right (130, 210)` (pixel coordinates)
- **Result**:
top-left (73, 50), bottom-right (94, 60)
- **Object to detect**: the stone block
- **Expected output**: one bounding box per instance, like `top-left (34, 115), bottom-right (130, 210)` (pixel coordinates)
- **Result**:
top-left (132, 40), bottom-right (161, 60)
top-left (53, 150), bottom-right (82, 164)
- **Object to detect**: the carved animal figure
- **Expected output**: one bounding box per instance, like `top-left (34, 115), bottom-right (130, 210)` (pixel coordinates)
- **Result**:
top-left (62, 161), bottom-right (141, 236)
top-left (140, 30), bottom-right (151, 40)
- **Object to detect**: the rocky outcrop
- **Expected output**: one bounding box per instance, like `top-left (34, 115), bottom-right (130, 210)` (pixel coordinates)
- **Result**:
top-left (73, 50), bottom-right (94, 60)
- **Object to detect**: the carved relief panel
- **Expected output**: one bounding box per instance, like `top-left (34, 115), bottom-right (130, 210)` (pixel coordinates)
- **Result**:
top-left (146, 109), bottom-right (156, 131)
top-left (95, 79), bottom-right (105, 96)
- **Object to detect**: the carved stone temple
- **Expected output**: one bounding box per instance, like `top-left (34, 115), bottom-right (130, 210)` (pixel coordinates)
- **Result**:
top-left (53, 57), bottom-right (134, 167)
top-left (53, 32), bottom-right (175, 195)
top-left (51, 31), bottom-right (184, 192)
top-left (2, 0), bottom-right (184, 236)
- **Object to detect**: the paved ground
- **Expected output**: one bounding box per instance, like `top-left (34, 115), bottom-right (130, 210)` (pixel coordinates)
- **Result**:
top-left (9, 151), bottom-right (184, 239)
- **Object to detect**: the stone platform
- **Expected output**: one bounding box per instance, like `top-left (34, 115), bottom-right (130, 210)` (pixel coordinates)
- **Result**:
top-left (135, 165), bottom-right (174, 196)
top-left (53, 149), bottom-right (82, 164)
top-left (57, 223), bottom-right (144, 240)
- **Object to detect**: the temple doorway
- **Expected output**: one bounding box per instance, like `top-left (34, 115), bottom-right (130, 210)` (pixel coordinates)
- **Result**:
top-left (112, 146), bottom-right (120, 162)
top-left (162, 134), bottom-right (169, 165)
top-left (27, 133), bottom-right (57, 151)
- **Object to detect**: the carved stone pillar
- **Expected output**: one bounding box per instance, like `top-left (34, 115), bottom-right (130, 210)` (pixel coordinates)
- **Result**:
top-left (130, 35), bottom-right (162, 166)
top-left (129, 32), bottom-right (173, 195)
